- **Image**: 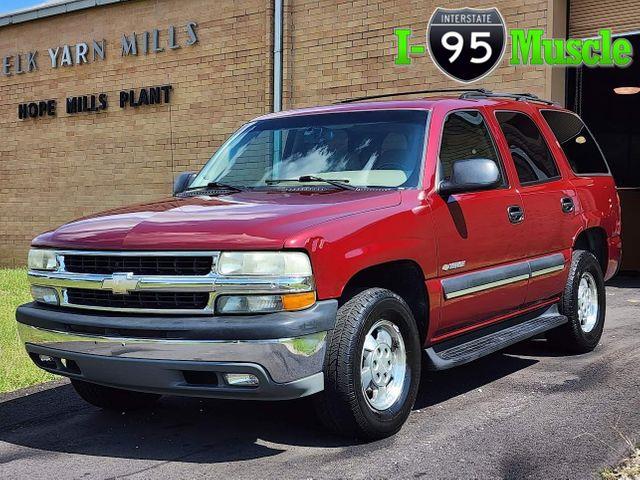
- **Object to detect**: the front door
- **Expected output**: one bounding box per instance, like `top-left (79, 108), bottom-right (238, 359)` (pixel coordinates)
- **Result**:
top-left (430, 108), bottom-right (529, 340)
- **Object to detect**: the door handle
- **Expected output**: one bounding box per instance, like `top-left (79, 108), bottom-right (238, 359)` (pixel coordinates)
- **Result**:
top-left (561, 197), bottom-right (575, 213)
top-left (507, 205), bottom-right (525, 224)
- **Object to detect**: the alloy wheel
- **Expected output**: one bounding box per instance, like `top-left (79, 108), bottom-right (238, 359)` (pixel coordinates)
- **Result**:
top-left (360, 319), bottom-right (407, 411)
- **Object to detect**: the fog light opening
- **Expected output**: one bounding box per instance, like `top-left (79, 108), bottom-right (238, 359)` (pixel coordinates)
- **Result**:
top-left (60, 358), bottom-right (81, 374)
top-left (31, 353), bottom-right (58, 369)
top-left (183, 370), bottom-right (219, 386)
top-left (223, 373), bottom-right (259, 387)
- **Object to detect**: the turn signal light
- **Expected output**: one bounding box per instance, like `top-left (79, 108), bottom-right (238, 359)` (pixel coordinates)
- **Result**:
top-left (282, 291), bottom-right (316, 311)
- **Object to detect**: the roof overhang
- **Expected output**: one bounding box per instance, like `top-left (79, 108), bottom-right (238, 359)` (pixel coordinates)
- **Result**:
top-left (0, 0), bottom-right (129, 28)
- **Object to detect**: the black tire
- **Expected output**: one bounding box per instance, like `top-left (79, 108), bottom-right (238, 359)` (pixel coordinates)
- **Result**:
top-left (548, 250), bottom-right (606, 353)
top-left (314, 288), bottom-right (421, 440)
top-left (71, 379), bottom-right (161, 411)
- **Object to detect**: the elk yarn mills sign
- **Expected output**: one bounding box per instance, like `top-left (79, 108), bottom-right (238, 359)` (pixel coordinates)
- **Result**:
top-left (2, 21), bottom-right (198, 77)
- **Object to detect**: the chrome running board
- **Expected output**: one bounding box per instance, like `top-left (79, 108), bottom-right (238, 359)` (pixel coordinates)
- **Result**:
top-left (425, 304), bottom-right (567, 370)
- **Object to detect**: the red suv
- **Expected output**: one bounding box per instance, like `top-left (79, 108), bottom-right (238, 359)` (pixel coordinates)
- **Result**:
top-left (17, 90), bottom-right (621, 440)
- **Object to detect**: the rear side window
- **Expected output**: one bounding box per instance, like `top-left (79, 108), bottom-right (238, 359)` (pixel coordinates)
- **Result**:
top-left (541, 110), bottom-right (609, 175)
top-left (439, 110), bottom-right (504, 185)
top-left (496, 111), bottom-right (560, 185)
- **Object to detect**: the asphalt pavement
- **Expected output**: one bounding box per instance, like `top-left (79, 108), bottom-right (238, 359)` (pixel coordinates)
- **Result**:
top-left (1, 277), bottom-right (638, 479)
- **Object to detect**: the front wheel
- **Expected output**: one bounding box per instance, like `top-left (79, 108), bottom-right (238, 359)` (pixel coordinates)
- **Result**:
top-left (314, 288), bottom-right (421, 440)
top-left (548, 250), bottom-right (606, 353)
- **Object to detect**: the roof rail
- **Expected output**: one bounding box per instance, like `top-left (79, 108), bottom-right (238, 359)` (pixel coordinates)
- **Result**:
top-left (459, 90), bottom-right (557, 105)
top-left (335, 88), bottom-right (557, 105)
top-left (336, 88), bottom-right (491, 104)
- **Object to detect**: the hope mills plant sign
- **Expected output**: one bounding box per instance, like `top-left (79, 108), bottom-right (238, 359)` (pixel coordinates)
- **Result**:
top-left (18, 85), bottom-right (173, 119)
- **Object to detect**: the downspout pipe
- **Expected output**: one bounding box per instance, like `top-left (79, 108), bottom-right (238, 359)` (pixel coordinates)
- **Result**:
top-left (273, 0), bottom-right (283, 112)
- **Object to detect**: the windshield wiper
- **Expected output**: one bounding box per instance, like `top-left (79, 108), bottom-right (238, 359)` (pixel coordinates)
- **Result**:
top-left (183, 181), bottom-right (244, 193)
top-left (265, 175), bottom-right (357, 191)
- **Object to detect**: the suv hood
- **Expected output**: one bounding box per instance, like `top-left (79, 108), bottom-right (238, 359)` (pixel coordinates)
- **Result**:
top-left (32, 190), bottom-right (401, 250)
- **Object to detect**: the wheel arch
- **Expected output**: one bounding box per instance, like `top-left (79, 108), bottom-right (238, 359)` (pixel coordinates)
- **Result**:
top-left (339, 260), bottom-right (429, 343)
top-left (573, 227), bottom-right (608, 275)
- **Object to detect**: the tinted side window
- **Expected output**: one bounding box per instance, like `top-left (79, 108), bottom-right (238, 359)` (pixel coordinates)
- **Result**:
top-left (541, 110), bottom-right (609, 174)
top-left (496, 111), bottom-right (560, 184)
top-left (439, 110), bottom-right (503, 184)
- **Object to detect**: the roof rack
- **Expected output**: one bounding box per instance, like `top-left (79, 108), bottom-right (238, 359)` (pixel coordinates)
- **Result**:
top-left (336, 88), bottom-right (490, 104)
top-left (459, 90), bottom-right (557, 105)
top-left (336, 88), bottom-right (557, 105)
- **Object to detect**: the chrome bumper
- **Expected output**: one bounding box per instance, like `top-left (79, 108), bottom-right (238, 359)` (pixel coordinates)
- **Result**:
top-left (18, 323), bottom-right (326, 383)
top-left (18, 324), bottom-right (328, 400)
top-left (16, 298), bottom-right (337, 399)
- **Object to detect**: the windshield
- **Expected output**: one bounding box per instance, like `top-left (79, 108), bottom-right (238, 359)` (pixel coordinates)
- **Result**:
top-left (189, 110), bottom-right (429, 189)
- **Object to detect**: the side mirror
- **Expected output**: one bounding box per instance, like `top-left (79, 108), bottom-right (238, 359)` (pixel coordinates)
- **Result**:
top-left (439, 158), bottom-right (501, 196)
top-left (173, 171), bottom-right (196, 195)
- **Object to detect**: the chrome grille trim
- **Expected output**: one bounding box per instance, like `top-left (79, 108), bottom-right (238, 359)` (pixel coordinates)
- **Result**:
top-left (65, 289), bottom-right (211, 311)
top-left (57, 250), bottom-right (219, 275)
top-left (63, 254), bottom-right (215, 276)
top-left (29, 250), bottom-right (315, 315)
top-left (55, 250), bottom-right (221, 257)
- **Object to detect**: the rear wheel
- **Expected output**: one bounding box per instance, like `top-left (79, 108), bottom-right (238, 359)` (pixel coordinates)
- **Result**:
top-left (314, 288), bottom-right (421, 440)
top-left (548, 250), bottom-right (606, 353)
top-left (71, 379), bottom-right (161, 411)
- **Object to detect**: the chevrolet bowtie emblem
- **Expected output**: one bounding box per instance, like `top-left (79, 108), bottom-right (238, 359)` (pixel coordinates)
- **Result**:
top-left (101, 272), bottom-right (139, 295)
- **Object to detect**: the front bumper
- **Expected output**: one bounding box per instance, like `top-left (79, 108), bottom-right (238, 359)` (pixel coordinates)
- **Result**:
top-left (16, 300), bottom-right (338, 400)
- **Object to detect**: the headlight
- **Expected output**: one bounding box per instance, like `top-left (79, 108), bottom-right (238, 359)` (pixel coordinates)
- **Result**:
top-left (218, 251), bottom-right (312, 276)
top-left (28, 249), bottom-right (58, 271)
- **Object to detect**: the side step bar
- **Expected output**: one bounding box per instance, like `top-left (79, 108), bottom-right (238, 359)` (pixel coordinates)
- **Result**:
top-left (424, 305), bottom-right (567, 370)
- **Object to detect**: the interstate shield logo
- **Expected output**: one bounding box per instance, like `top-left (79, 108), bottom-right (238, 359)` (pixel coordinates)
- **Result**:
top-left (427, 7), bottom-right (506, 83)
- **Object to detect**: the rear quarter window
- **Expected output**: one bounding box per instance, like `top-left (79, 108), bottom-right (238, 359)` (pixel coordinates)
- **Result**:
top-left (541, 110), bottom-right (610, 175)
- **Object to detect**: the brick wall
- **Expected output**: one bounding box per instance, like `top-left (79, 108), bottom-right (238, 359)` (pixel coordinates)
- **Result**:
top-left (0, 0), bottom-right (555, 266)
top-left (283, 0), bottom-right (551, 109)
top-left (0, 0), bottom-right (272, 265)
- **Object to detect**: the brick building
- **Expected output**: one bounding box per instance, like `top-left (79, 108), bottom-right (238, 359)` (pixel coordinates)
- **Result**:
top-left (0, 0), bottom-right (638, 268)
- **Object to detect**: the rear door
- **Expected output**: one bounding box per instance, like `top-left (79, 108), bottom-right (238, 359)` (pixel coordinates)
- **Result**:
top-left (492, 107), bottom-right (581, 305)
top-left (540, 109), bottom-right (621, 280)
top-left (430, 108), bottom-right (529, 339)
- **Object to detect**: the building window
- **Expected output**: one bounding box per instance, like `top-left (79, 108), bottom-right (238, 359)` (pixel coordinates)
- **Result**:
top-left (495, 111), bottom-right (560, 185)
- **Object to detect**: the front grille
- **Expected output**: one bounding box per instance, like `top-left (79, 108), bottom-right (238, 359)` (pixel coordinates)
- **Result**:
top-left (64, 255), bottom-right (214, 276)
top-left (66, 288), bottom-right (210, 310)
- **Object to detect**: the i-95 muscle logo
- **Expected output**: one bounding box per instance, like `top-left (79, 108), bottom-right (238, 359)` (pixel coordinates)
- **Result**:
top-left (426, 7), bottom-right (506, 83)
top-left (393, 6), bottom-right (633, 83)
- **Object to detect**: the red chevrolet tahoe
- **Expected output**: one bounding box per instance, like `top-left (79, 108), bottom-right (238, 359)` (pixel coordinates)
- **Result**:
top-left (17, 90), bottom-right (622, 440)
